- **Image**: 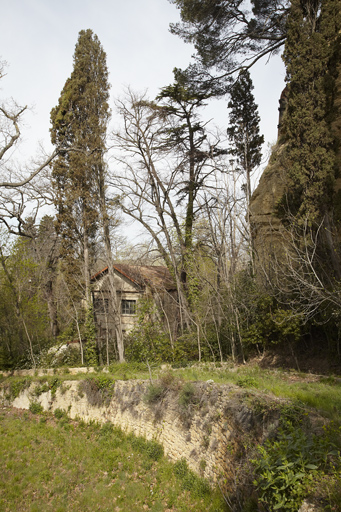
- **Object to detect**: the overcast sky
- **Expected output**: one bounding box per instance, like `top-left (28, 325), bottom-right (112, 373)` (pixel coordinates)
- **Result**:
top-left (1, 0), bottom-right (286, 178)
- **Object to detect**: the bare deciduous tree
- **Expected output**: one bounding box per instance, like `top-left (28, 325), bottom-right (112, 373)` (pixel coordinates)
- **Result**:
top-left (111, 88), bottom-right (224, 334)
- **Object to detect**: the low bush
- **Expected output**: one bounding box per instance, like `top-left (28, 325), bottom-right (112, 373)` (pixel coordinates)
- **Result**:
top-left (29, 402), bottom-right (44, 414)
top-left (144, 383), bottom-right (165, 404)
top-left (178, 382), bottom-right (198, 409)
top-left (252, 420), bottom-right (341, 511)
top-left (78, 375), bottom-right (115, 407)
top-left (3, 377), bottom-right (32, 401)
top-left (177, 382), bottom-right (200, 428)
top-left (32, 377), bottom-right (61, 398)
top-left (53, 408), bottom-right (68, 420)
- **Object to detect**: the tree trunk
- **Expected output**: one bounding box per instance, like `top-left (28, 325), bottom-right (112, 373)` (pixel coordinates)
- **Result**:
top-left (98, 170), bottom-right (125, 363)
top-left (45, 280), bottom-right (59, 338)
top-left (83, 229), bottom-right (91, 307)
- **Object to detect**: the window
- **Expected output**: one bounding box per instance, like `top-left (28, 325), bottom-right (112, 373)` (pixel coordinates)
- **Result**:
top-left (121, 299), bottom-right (137, 315)
top-left (93, 297), bottom-right (109, 313)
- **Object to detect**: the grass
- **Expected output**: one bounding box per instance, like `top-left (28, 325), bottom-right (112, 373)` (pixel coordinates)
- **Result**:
top-left (2, 360), bottom-right (341, 421)
top-left (0, 407), bottom-right (225, 512)
top-left (173, 364), bottom-right (341, 422)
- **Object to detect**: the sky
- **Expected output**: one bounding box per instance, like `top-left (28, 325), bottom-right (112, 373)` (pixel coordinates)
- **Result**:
top-left (0, 0), bottom-right (286, 184)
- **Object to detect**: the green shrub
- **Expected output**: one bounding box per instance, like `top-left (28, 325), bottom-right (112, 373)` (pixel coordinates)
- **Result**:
top-left (178, 382), bottom-right (198, 409)
top-left (54, 408), bottom-right (67, 420)
top-left (29, 402), bottom-right (44, 414)
top-left (3, 377), bottom-right (32, 401)
top-left (78, 375), bottom-right (115, 407)
top-left (33, 377), bottom-right (61, 397)
top-left (236, 376), bottom-right (258, 388)
top-left (144, 383), bottom-right (165, 404)
top-left (252, 421), bottom-right (340, 511)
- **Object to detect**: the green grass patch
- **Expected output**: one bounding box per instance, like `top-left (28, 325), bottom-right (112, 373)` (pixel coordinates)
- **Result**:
top-left (109, 361), bottom-right (151, 380)
top-left (174, 364), bottom-right (341, 422)
top-left (2, 361), bottom-right (341, 422)
top-left (0, 407), bottom-right (225, 512)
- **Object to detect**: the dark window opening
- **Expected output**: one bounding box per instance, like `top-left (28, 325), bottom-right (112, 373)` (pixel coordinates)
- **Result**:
top-left (93, 297), bottom-right (109, 314)
top-left (121, 299), bottom-right (137, 315)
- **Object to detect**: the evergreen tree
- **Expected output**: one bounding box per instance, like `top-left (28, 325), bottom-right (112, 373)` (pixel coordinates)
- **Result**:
top-left (281, 0), bottom-right (341, 274)
top-left (170, 0), bottom-right (288, 78)
top-left (157, 72), bottom-right (216, 292)
top-left (282, 0), bottom-right (338, 221)
top-left (227, 69), bottom-right (264, 259)
top-left (50, 29), bottom-right (110, 305)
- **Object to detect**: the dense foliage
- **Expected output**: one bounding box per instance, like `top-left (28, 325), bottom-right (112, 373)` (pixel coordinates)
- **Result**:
top-left (50, 29), bottom-right (110, 305)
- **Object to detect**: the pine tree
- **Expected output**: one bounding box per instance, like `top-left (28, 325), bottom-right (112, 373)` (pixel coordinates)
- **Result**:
top-left (227, 69), bottom-right (264, 260)
top-left (50, 29), bottom-right (110, 305)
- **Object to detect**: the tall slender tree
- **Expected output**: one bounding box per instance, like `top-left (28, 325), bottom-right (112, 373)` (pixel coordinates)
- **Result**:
top-left (227, 69), bottom-right (264, 262)
top-left (281, 0), bottom-right (341, 276)
top-left (50, 29), bottom-right (124, 361)
top-left (50, 29), bottom-right (110, 303)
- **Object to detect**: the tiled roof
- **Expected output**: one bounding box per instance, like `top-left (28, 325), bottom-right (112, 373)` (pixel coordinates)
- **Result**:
top-left (91, 264), bottom-right (176, 291)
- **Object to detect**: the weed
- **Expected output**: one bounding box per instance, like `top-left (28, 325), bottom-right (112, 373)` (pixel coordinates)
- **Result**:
top-left (173, 457), bottom-right (211, 497)
top-left (199, 459), bottom-right (207, 473)
top-left (54, 408), bottom-right (68, 420)
top-left (32, 377), bottom-right (61, 398)
top-left (144, 372), bottom-right (182, 407)
top-left (144, 383), bottom-right (165, 404)
top-left (29, 402), bottom-right (44, 414)
top-left (202, 435), bottom-right (210, 449)
top-left (177, 382), bottom-right (200, 428)
top-left (178, 382), bottom-right (198, 409)
top-left (159, 370), bottom-right (182, 391)
top-left (236, 376), bottom-right (258, 388)
top-left (252, 420), bottom-right (341, 511)
top-left (78, 375), bottom-right (115, 407)
top-left (174, 457), bottom-right (189, 478)
top-left (3, 377), bottom-right (32, 401)
top-left (129, 435), bottom-right (164, 460)
top-left (109, 361), bottom-right (150, 380)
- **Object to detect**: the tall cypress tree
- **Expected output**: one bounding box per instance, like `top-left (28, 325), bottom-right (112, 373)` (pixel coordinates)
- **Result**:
top-left (50, 29), bottom-right (110, 305)
top-left (282, 0), bottom-right (338, 222)
top-left (227, 69), bottom-right (264, 259)
top-left (281, 0), bottom-right (341, 274)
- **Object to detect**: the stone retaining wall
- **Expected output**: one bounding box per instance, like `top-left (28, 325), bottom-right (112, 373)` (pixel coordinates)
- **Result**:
top-left (0, 378), bottom-right (279, 483)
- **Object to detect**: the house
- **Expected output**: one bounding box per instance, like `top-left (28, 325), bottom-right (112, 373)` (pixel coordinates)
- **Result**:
top-left (90, 264), bottom-right (178, 342)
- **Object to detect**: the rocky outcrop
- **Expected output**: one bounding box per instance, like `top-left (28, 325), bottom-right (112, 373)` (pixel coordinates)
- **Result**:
top-left (249, 142), bottom-right (288, 267)
top-left (250, 54), bottom-right (341, 270)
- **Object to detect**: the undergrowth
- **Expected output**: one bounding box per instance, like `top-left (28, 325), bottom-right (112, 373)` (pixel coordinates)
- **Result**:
top-left (252, 420), bottom-right (341, 511)
top-left (78, 375), bottom-right (116, 407)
